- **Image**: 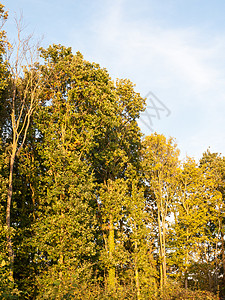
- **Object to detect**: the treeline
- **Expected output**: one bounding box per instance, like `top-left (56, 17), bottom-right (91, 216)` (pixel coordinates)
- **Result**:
top-left (0, 4), bottom-right (225, 299)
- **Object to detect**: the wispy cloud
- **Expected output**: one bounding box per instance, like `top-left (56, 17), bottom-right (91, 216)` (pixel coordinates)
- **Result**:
top-left (87, 1), bottom-right (225, 158)
top-left (93, 5), bottom-right (224, 92)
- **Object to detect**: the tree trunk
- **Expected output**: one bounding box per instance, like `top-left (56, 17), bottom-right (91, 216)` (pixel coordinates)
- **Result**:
top-left (184, 273), bottom-right (188, 289)
top-left (6, 151), bottom-right (16, 278)
top-left (135, 268), bottom-right (140, 300)
top-left (108, 214), bottom-right (115, 290)
top-left (221, 232), bottom-right (225, 288)
top-left (185, 228), bottom-right (189, 289)
top-left (157, 208), bottom-right (163, 290)
top-left (162, 215), bottom-right (167, 286)
top-left (134, 221), bottom-right (141, 300)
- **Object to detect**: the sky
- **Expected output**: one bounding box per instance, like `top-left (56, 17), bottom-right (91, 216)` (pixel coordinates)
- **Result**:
top-left (3, 0), bottom-right (225, 160)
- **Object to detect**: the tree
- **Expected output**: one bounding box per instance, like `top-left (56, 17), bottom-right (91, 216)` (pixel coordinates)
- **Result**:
top-left (0, 142), bottom-right (20, 299)
top-left (16, 43), bottom-right (142, 297)
top-left (0, 3), bottom-right (23, 296)
top-left (3, 17), bottom-right (42, 277)
top-left (34, 151), bottom-right (97, 299)
top-left (98, 178), bottom-right (128, 291)
top-left (0, 3), bottom-right (9, 140)
top-left (169, 157), bottom-right (221, 290)
top-left (199, 151), bottom-right (225, 295)
top-left (35, 44), bottom-right (146, 293)
top-left (141, 133), bottom-right (180, 290)
top-left (126, 177), bottom-right (157, 299)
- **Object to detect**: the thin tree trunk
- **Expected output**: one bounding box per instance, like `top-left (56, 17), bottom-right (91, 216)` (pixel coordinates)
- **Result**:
top-left (162, 215), bottom-right (167, 286)
top-left (185, 275), bottom-right (188, 289)
top-left (221, 232), bottom-right (225, 288)
top-left (30, 182), bottom-right (36, 221)
top-left (157, 208), bottom-right (163, 290)
top-left (135, 268), bottom-right (140, 300)
top-left (185, 228), bottom-right (189, 289)
top-left (134, 221), bottom-right (141, 300)
top-left (108, 214), bottom-right (115, 290)
top-left (6, 151), bottom-right (16, 278)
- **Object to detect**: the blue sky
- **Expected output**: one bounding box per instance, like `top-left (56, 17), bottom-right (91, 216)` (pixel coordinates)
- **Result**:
top-left (3, 0), bottom-right (225, 159)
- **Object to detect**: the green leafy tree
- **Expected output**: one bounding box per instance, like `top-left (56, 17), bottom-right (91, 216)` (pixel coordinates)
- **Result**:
top-left (36, 44), bottom-right (146, 294)
top-left (0, 143), bottom-right (20, 299)
top-left (126, 178), bottom-right (157, 299)
top-left (141, 133), bottom-right (180, 291)
top-left (0, 3), bottom-right (21, 297)
top-left (169, 157), bottom-right (220, 290)
top-left (2, 21), bottom-right (42, 281)
top-left (98, 178), bottom-right (128, 291)
top-left (200, 151), bottom-right (225, 296)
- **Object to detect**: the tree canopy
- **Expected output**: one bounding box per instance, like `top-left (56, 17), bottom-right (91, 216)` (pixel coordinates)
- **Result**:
top-left (0, 4), bottom-right (224, 299)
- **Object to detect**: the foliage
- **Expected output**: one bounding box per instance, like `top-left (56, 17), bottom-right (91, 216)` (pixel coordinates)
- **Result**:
top-left (0, 144), bottom-right (20, 298)
top-left (1, 3), bottom-right (225, 298)
top-left (141, 133), bottom-right (180, 289)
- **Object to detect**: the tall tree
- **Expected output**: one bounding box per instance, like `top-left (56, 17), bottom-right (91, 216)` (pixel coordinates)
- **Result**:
top-left (3, 18), bottom-right (42, 277)
top-left (0, 4), bottom-right (21, 295)
top-left (169, 157), bottom-right (221, 290)
top-left (126, 177), bottom-right (157, 299)
top-left (0, 3), bottom-right (9, 140)
top-left (141, 133), bottom-right (180, 290)
top-left (200, 151), bottom-right (225, 295)
top-left (35, 44), bottom-right (146, 293)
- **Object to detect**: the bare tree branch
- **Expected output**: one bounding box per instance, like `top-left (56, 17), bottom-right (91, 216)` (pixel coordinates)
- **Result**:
top-left (5, 14), bottom-right (43, 276)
